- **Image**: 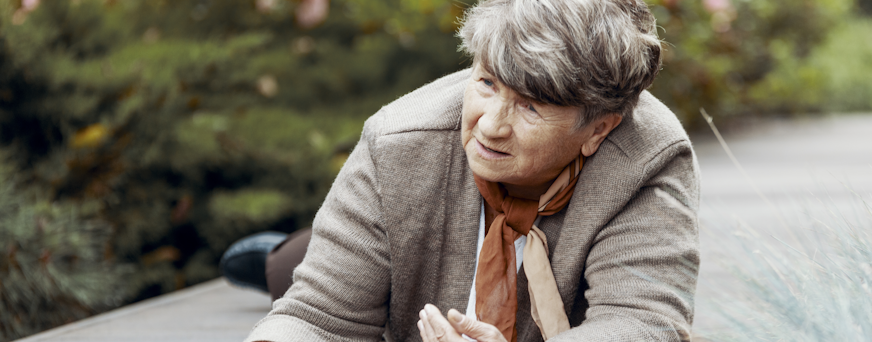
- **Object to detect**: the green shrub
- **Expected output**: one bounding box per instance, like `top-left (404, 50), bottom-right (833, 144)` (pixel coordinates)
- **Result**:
top-left (812, 17), bottom-right (872, 113)
top-left (0, 157), bottom-right (130, 341)
top-left (0, 0), bottom-right (472, 325)
top-left (647, 0), bottom-right (854, 126)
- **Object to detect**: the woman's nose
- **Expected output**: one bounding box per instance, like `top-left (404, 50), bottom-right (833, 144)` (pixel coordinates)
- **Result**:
top-left (478, 100), bottom-right (513, 139)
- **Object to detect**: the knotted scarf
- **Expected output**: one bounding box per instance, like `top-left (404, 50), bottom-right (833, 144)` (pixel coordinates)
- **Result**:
top-left (473, 156), bottom-right (583, 342)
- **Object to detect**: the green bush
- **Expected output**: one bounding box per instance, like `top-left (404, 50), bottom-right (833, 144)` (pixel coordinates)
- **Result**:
top-left (647, 0), bottom-right (854, 126)
top-left (0, 157), bottom-right (130, 341)
top-left (810, 17), bottom-right (872, 113)
top-left (0, 1), bottom-right (471, 338)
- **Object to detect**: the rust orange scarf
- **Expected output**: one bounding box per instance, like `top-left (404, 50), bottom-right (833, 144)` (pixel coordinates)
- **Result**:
top-left (473, 156), bottom-right (582, 341)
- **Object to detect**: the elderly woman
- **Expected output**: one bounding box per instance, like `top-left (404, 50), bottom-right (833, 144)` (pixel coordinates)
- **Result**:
top-left (241, 0), bottom-right (699, 341)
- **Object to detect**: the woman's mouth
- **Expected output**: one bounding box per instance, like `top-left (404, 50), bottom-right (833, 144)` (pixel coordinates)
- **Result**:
top-left (474, 139), bottom-right (510, 159)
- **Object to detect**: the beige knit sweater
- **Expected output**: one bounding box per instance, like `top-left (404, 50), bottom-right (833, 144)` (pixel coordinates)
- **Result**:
top-left (245, 69), bottom-right (700, 342)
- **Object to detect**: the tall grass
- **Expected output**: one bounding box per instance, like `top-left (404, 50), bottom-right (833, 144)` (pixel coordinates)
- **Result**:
top-left (702, 197), bottom-right (872, 341)
top-left (697, 111), bottom-right (872, 341)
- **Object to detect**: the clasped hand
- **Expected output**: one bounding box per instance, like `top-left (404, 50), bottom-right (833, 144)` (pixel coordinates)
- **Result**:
top-left (417, 304), bottom-right (507, 342)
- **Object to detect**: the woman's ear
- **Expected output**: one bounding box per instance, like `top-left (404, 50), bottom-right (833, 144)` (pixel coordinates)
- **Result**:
top-left (581, 114), bottom-right (623, 157)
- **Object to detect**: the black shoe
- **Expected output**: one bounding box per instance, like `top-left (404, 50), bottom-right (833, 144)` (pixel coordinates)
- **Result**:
top-left (220, 231), bottom-right (287, 293)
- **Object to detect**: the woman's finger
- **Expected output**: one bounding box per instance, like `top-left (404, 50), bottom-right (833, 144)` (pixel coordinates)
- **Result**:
top-left (421, 304), bottom-right (471, 341)
top-left (419, 308), bottom-right (438, 341)
top-left (424, 304), bottom-right (453, 340)
top-left (447, 309), bottom-right (506, 342)
top-left (418, 320), bottom-right (431, 342)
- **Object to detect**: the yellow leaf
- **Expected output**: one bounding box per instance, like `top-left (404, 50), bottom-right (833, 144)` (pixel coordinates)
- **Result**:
top-left (71, 124), bottom-right (110, 148)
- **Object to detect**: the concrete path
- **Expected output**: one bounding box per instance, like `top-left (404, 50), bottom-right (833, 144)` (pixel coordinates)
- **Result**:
top-left (14, 279), bottom-right (271, 342)
top-left (15, 114), bottom-right (872, 341)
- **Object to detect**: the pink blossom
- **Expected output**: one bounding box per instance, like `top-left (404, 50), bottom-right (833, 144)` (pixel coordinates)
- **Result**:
top-left (703, 0), bottom-right (731, 13)
top-left (12, 0), bottom-right (40, 25)
top-left (256, 0), bottom-right (277, 13)
top-left (296, 0), bottom-right (330, 29)
top-left (22, 0), bottom-right (40, 11)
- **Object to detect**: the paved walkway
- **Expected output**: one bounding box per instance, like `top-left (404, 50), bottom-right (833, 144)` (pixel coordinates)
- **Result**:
top-left (15, 114), bottom-right (872, 341)
top-left (15, 279), bottom-right (270, 342)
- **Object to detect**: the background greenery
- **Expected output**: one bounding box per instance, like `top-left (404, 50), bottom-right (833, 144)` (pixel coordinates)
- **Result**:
top-left (0, 0), bottom-right (870, 340)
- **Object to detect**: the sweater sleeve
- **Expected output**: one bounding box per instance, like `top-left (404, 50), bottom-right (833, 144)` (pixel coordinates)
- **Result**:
top-left (551, 140), bottom-right (700, 342)
top-left (245, 120), bottom-right (390, 342)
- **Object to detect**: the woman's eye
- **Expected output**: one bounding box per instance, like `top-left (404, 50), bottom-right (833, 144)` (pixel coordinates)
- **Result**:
top-left (527, 104), bottom-right (537, 113)
top-left (482, 79), bottom-right (494, 87)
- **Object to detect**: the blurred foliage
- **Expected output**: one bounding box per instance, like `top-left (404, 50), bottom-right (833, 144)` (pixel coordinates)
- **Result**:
top-left (0, 0), bottom-right (470, 339)
top-left (646, 0), bottom-right (856, 126)
top-left (804, 17), bottom-right (872, 113)
top-left (0, 0), bottom-right (869, 339)
top-left (860, 0), bottom-right (872, 15)
top-left (0, 156), bottom-right (130, 340)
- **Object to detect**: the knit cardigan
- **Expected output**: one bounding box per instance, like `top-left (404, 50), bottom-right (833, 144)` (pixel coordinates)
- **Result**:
top-left (245, 68), bottom-right (700, 342)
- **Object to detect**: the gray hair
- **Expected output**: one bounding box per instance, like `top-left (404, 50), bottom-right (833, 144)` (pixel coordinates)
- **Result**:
top-left (457, 0), bottom-right (662, 126)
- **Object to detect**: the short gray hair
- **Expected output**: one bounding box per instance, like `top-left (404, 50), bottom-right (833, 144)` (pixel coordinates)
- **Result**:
top-left (457, 0), bottom-right (662, 125)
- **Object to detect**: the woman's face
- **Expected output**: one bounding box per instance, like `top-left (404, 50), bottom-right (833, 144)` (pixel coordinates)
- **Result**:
top-left (461, 64), bottom-right (594, 189)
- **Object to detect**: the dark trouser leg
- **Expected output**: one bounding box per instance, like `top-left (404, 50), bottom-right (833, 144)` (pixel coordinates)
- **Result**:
top-left (265, 228), bottom-right (312, 301)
